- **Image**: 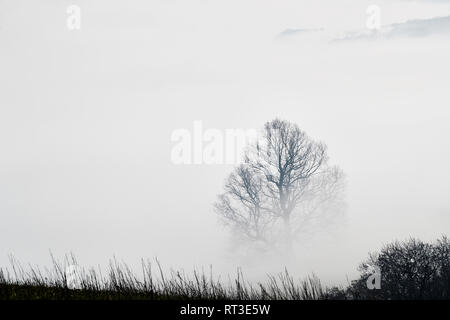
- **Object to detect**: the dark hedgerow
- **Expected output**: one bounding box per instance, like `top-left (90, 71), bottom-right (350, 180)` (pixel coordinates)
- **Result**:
top-left (332, 236), bottom-right (450, 300)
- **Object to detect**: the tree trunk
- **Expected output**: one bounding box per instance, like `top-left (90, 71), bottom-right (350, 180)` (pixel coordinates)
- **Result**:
top-left (282, 215), bottom-right (293, 254)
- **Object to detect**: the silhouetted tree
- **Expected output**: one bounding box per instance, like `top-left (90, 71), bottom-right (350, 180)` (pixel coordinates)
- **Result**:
top-left (215, 119), bottom-right (344, 249)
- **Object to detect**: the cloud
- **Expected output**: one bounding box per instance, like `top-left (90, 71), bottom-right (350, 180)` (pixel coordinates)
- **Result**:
top-left (336, 15), bottom-right (450, 42)
top-left (277, 28), bottom-right (324, 38)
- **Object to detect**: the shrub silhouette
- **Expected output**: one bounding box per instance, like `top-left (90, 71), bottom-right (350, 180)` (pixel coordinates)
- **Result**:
top-left (343, 236), bottom-right (450, 299)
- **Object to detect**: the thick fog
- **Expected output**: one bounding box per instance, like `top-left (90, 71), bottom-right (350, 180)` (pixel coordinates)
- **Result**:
top-left (1, 0), bottom-right (450, 285)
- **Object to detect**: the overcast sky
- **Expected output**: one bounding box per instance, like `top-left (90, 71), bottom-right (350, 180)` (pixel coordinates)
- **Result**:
top-left (1, 0), bottom-right (450, 284)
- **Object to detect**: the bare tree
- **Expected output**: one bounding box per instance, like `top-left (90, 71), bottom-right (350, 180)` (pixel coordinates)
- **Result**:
top-left (215, 119), bottom-right (345, 249)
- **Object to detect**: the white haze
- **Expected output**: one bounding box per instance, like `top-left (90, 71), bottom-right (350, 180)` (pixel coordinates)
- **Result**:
top-left (1, 0), bottom-right (450, 285)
